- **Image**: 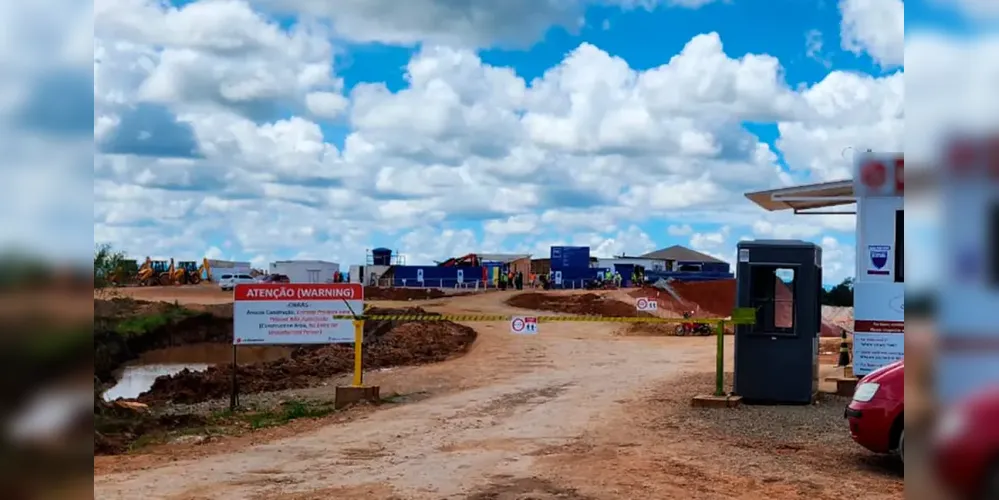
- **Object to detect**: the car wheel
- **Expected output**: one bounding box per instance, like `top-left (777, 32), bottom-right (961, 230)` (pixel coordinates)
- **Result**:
top-left (982, 458), bottom-right (999, 500)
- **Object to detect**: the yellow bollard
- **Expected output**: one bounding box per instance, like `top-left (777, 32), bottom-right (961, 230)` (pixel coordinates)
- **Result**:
top-left (352, 319), bottom-right (364, 387)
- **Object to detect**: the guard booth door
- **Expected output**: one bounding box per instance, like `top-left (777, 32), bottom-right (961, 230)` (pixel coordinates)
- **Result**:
top-left (734, 240), bottom-right (822, 404)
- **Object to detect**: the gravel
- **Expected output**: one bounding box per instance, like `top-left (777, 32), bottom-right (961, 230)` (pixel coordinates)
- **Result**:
top-left (640, 372), bottom-right (903, 498)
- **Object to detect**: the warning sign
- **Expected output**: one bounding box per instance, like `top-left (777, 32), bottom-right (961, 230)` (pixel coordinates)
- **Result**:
top-left (510, 316), bottom-right (538, 335)
top-left (636, 297), bottom-right (658, 312)
top-left (233, 283), bottom-right (363, 345)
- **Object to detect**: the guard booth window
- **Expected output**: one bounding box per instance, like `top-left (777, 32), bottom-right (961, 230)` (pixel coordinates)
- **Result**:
top-left (749, 266), bottom-right (796, 335)
top-left (895, 210), bottom-right (904, 283)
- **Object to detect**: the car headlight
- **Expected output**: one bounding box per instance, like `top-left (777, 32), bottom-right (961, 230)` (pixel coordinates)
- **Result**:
top-left (934, 409), bottom-right (967, 443)
top-left (852, 382), bottom-right (880, 402)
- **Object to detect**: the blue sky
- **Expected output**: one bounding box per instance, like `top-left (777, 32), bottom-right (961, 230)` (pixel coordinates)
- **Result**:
top-left (92, 0), bottom-right (909, 285)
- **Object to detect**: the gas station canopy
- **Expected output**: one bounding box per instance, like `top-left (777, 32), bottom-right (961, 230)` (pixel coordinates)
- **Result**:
top-left (744, 180), bottom-right (855, 214)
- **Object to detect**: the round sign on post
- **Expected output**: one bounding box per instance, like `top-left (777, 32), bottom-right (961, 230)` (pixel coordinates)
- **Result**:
top-left (636, 297), bottom-right (657, 312)
top-left (510, 316), bottom-right (538, 334)
top-left (860, 160), bottom-right (886, 190)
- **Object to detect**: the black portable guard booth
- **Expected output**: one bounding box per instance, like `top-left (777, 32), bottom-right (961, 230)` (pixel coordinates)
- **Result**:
top-left (734, 240), bottom-right (822, 404)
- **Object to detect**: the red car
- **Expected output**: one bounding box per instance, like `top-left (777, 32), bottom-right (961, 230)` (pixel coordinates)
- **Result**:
top-left (933, 387), bottom-right (999, 500)
top-left (259, 274), bottom-right (290, 283)
top-left (844, 359), bottom-right (905, 462)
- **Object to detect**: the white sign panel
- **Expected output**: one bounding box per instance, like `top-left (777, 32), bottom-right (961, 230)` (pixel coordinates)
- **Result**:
top-left (233, 283), bottom-right (364, 345)
top-left (457, 269), bottom-right (464, 283)
top-left (417, 268), bottom-right (424, 282)
top-left (510, 316), bottom-right (539, 335)
top-left (852, 152), bottom-right (904, 377)
top-left (853, 283), bottom-right (904, 375)
top-left (636, 297), bottom-right (658, 312)
top-left (553, 271), bottom-right (562, 285)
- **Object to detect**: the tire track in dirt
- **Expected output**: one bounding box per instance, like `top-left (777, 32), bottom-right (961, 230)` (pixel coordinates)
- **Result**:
top-left (95, 290), bottom-right (718, 500)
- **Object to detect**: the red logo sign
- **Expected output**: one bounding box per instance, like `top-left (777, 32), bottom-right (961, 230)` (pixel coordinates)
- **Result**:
top-left (988, 136), bottom-right (999, 179)
top-left (948, 139), bottom-right (977, 174)
top-left (894, 158), bottom-right (904, 193)
top-left (860, 161), bottom-right (886, 189)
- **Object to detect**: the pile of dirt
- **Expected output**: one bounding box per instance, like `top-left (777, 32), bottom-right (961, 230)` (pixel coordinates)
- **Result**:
top-left (138, 307), bottom-right (477, 405)
top-left (363, 286), bottom-right (446, 300)
top-left (633, 280), bottom-right (841, 337)
top-left (94, 398), bottom-right (206, 455)
top-left (506, 292), bottom-right (648, 317)
top-left (670, 280), bottom-right (736, 317)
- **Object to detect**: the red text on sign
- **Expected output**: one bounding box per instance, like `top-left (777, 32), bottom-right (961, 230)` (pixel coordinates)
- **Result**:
top-left (234, 283), bottom-right (364, 301)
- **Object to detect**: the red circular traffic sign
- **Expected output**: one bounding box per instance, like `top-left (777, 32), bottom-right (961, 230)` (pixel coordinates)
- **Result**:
top-left (511, 318), bottom-right (525, 332)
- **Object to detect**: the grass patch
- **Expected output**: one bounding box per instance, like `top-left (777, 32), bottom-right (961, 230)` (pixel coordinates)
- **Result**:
top-left (242, 400), bottom-right (337, 429)
top-left (381, 391), bottom-right (430, 404)
top-left (113, 302), bottom-right (196, 337)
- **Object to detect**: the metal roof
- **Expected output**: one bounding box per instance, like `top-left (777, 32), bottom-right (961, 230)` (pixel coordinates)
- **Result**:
top-left (744, 179), bottom-right (855, 212)
top-left (639, 245), bottom-right (725, 263)
top-left (477, 253), bottom-right (531, 263)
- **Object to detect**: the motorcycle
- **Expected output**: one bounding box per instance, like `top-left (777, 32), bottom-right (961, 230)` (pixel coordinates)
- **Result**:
top-left (674, 312), bottom-right (713, 336)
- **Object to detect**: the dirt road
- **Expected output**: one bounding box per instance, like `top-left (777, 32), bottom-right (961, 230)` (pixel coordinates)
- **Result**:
top-left (94, 291), bottom-right (900, 499)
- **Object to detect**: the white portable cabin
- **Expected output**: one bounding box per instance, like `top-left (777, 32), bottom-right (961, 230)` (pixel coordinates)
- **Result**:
top-left (745, 152), bottom-right (905, 377)
top-left (207, 259), bottom-right (252, 281)
top-left (269, 260), bottom-right (340, 284)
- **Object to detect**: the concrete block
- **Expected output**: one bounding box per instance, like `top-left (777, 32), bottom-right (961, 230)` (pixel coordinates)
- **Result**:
top-left (834, 377), bottom-right (858, 397)
top-left (691, 394), bottom-right (743, 408)
top-left (335, 385), bottom-right (381, 409)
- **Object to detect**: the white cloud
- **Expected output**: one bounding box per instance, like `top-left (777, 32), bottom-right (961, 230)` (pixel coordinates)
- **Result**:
top-left (904, 32), bottom-right (999, 164)
top-left (667, 224), bottom-right (693, 236)
top-left (935, 0), bottom-right (999, 19)
top-left (259, 0), bottom-right (725, 49)
top-left (689, 225), bottom-right (729, 250)
top-left (838, 0), bottom-right (904, 67)
top-left (819, 235), bottom-right (854, 284)
top-left (805, 29), bottom-right (831, 68)
top-left (77, 0), bottom-right (923, 283)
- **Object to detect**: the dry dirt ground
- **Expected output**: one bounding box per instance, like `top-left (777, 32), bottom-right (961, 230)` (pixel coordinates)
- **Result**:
top-left (104, 285), bottom-right (236, 304)
top-left (94, 289), bottom-right (902, 500)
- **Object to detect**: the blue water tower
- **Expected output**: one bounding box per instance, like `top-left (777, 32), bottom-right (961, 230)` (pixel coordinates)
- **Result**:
top-left (372, 248), bottom-right (392, 266)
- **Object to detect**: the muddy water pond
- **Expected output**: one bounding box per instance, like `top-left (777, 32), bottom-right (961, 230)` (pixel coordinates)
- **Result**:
top-left (103, 344), bottom-right (292, 401)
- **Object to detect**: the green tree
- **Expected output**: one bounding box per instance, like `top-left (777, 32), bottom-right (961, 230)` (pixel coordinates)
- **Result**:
top-left (94, 243), bottom-right (127, 292)
top-left (821, 277), bottom-right (854, 306)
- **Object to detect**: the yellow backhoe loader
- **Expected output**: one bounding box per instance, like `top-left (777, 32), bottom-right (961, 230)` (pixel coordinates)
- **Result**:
top-left (137, 257), bottom-right (159, 286)
top-left (176, 258), bottom-right (210, 284)
top-left (163, 257), bottom-right (213, 285)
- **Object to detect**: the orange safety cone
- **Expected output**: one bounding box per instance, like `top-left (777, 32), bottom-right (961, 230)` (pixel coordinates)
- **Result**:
top-left (837, 329), bottom-right (851, 367)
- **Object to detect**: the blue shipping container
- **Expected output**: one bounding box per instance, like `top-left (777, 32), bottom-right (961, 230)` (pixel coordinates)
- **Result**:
top-left (550, 266), bottom-right (598, 288)
top-left (701, 262), bottom-right (731, 274)
top-left (391, 265), bottom-right (486, 287)
top-left (550, 246), bottom-right (590, 270)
